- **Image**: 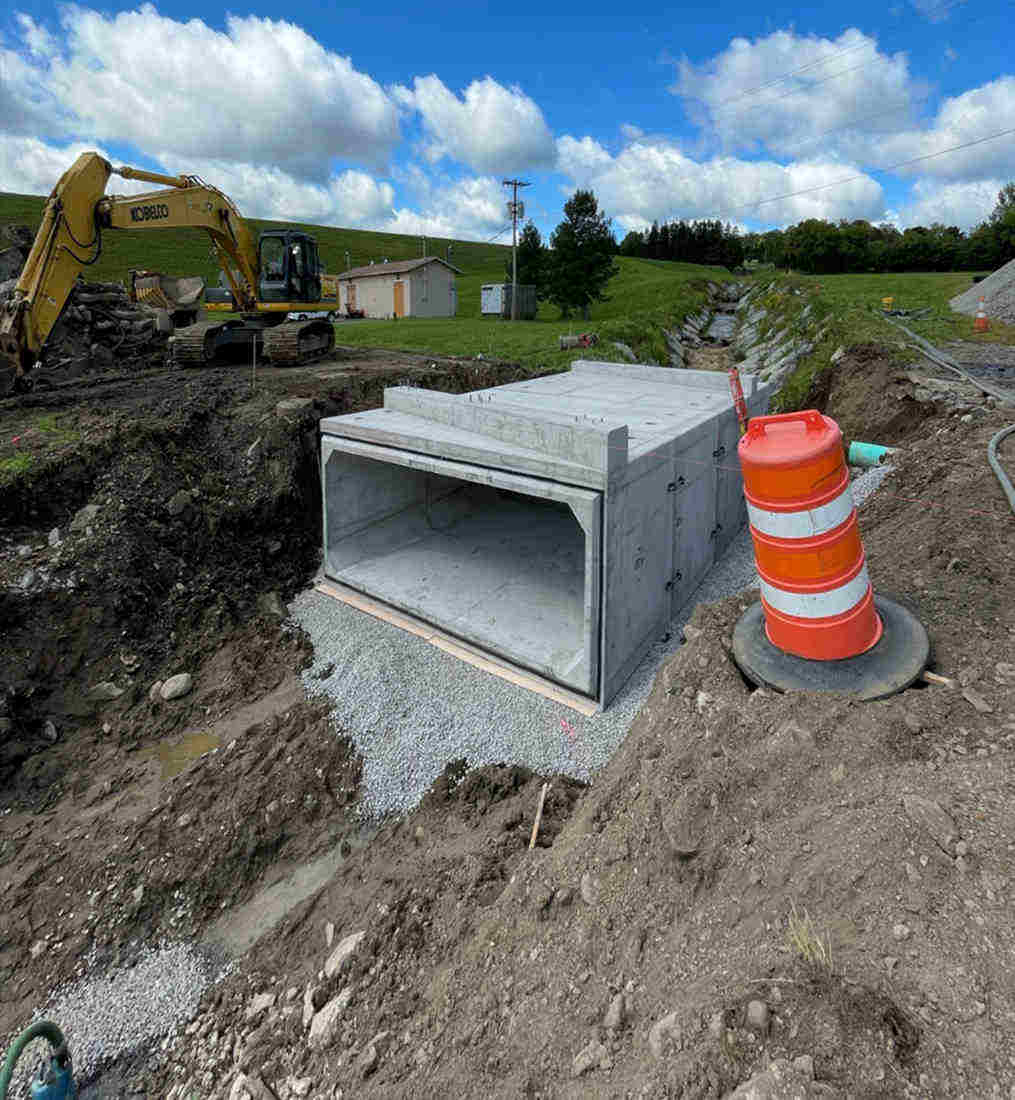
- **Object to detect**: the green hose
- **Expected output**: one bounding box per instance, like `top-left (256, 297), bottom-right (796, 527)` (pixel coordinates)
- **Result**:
top-left (0, 1021), bottom-right (69, 1098)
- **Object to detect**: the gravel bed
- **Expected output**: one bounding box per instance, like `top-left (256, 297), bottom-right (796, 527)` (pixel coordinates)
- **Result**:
top-left (292, 465), bottom-right (894, 817)
top-left (5, 944), bottom-right (219, 1092)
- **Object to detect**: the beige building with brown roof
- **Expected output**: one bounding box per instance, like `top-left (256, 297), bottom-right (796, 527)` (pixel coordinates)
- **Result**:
top-left (337, 257), bottom-right (462, 319)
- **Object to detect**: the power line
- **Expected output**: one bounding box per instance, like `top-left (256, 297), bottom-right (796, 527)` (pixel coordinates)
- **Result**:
top-left (707, 40), bottom-right (871, 107)
top-left (725, 124), bottom-right (1015, 215)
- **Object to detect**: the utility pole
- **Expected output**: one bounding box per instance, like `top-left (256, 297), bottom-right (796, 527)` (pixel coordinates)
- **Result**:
top-left (502, 178), bottom-right (530, 320)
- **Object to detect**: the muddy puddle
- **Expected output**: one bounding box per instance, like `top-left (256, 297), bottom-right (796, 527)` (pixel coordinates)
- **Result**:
top-left (152, 729), bottom-right (221, 779)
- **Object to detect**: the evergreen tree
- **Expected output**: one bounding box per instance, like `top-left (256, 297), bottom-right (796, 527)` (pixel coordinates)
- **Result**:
top-left (546, 190), bottom-right (619, 320)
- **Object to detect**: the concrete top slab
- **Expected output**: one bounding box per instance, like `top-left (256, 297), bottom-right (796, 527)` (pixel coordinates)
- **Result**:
top-left (320, 361), bottom-right (748, 486)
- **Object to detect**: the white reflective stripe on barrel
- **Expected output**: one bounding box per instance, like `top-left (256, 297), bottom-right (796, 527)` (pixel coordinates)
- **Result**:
top-left (747, 485), bottom-right (854, 540)
top-left (760, 563), bottom-right (872, 619)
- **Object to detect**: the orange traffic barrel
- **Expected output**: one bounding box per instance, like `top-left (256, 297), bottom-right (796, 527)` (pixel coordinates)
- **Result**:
top-left (739, 410), bottom-right (881, 660)
top-left (974, 297), bottom-right (990, 332)
top-left (731, 409), bottom-right (929, 700)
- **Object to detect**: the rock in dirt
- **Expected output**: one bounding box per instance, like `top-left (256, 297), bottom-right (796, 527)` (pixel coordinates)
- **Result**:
top-left (308, 988), bottom-right (352, 1051)
top-left (648, 1010), bottom-right (682, 1058)
top-left (726, 1057), bottom-right (833, 1099)
top-left (90, 681), bottom-right (124, 701)
top-left (356, 1033), bottom-right (388, 1079)
top-left (70, 503), bottom-right (100, 532)
top-left (572, 1038), bottom-right (610, 1077)
top-left (245, 991), bottom-right (276, 1022)
top-left (47, 527), bottom-right (61, 547)
top-left (166, 490), bottom-right (192, 517)
top-left (148, 680), bottom-right (164, 702)
top-left (324, 930), bottom-right (366, 979)
top-left (604, 993), bottom-right (625, 1030)
top-left (276, 397), bottom-right (315, 416)
top-left (962, 687), bottom-right (993, 714)
top-left (902, 794), bottom-right (958, 853)
top-left (746, 999), bottom-right (770, 1035)
top-left (160, 673), bottom-right (193, 701)
top-left (580, 871), bottom-right (598, 905)
top-left (257, 591), bottom-right (286, 619)
top-left (42, 720), bottom-right (59, 743)
top-left (302, 985), bottom-right (321, 1029)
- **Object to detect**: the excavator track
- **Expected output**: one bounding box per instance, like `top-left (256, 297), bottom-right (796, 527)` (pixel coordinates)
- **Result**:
top-left (262, 319), bottom-right (335, 366)
top-left (171, 320), bottom-right (233, 367)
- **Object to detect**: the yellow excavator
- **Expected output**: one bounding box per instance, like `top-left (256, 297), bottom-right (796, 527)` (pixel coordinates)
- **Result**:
top-left (0, 152), bottom-right (340, 394)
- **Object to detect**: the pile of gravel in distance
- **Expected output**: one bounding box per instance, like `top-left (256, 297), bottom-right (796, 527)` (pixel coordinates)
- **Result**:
top-left (950, 257), bottom-right (1015, 323)
top-left (293, 465), bottom-right (893, 817)
top-left (4, 943), bottom-right (217, 1093)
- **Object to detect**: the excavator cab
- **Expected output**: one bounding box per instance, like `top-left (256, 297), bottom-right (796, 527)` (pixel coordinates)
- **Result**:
top-left (258, 231), bottom-right (322, 304)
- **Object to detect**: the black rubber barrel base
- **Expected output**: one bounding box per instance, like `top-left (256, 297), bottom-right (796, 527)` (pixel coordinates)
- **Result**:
top-left (732, 594), bottom-right (930, 702)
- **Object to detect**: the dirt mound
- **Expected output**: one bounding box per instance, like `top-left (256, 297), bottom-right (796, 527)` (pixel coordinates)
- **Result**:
top-left (0, 617), bottom-right (362, 1034)
top-left (128, 410), bottom-right (1015, 1099)
top-left (806, 343), bottom-right (957, 446)
top-left (0, 377), bottom-right (327, 779)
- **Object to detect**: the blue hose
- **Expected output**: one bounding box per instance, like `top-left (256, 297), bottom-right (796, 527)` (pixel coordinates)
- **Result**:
top-left (0, 1021), bottom-right (75, 1098)
top-left (988, 423), bottom-right (1015, 515)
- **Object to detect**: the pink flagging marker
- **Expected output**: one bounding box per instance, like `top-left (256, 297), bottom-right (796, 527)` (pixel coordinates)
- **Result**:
top-left (561, 718), bottom-right (576, 742)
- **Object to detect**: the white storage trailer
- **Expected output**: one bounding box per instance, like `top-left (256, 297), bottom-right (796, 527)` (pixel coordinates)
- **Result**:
top-left (319, 361), bottom-right (773, 707)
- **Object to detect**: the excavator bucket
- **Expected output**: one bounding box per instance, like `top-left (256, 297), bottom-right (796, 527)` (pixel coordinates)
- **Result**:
top-left (131, 271), bottom-right (205, 310)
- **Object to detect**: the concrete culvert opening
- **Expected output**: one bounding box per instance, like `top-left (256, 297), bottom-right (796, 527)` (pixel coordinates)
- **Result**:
top-left (320, 362), bottom-right (774, 708)
top-left (323, 444), bottom-right (601, 695)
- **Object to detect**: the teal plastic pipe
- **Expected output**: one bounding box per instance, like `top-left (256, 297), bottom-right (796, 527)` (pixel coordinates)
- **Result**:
top-left (0, 1020), bottom-right (71, 1098)
top-left (848, 441), bottom-right (898, 467)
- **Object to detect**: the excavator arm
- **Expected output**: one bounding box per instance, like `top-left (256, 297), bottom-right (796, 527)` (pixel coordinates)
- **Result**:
top-left (0, 152), bottom-right (261, 391)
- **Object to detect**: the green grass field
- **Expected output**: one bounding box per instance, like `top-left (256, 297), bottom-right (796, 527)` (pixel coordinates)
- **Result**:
top-left (1, 189), bottom-right (732, 371)
top-left (333, 258), bottom-right (733, 372)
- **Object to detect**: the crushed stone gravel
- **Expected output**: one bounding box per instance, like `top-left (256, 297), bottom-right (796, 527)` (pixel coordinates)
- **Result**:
top-left (292, 465), bottom-right (894, 817)
top-left (4, 944), bottom-right (222, 1092)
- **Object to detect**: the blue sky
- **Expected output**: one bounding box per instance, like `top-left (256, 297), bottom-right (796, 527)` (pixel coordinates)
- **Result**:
top-left (2, 0), bottom-right (1013, 244)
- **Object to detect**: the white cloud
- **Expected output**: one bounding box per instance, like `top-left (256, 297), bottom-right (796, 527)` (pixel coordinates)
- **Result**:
top-left (895, 177), bottom-right (1004, 228)
top-left (556, 135), bottom-right (884, 229)
top-left (0, 132), bottom-right (504, 241)
top-left (4, 6), bottom-right (400, 177)
top-left (852, 77), bottom-right (1015, 181)
top-left (162, 158), bottom-right (396, 227)
top-left (393, 75), bottom-right (556, 174)
top-left (383, 176), bottom-right (506, 240)
top-left (671, 29), bottom-right (923, 161)
top-left (0, 135), bottom-right (150, 196)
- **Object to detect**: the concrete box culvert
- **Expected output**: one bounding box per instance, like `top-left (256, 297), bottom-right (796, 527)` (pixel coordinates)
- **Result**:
top-left (320, 361), bottom-right (773, 708)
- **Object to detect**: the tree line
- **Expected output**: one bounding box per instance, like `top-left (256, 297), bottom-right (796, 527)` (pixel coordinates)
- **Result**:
top-left (742, 183), bottom-right (1015, 275)
top-left (617, 219), bottom-right (745, 269)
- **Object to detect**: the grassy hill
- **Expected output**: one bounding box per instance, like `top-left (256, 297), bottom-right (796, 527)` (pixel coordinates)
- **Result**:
top-left (1, 190), bottom-right (732, 371)
top-left (0, 190), bottom-right (511, 304)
